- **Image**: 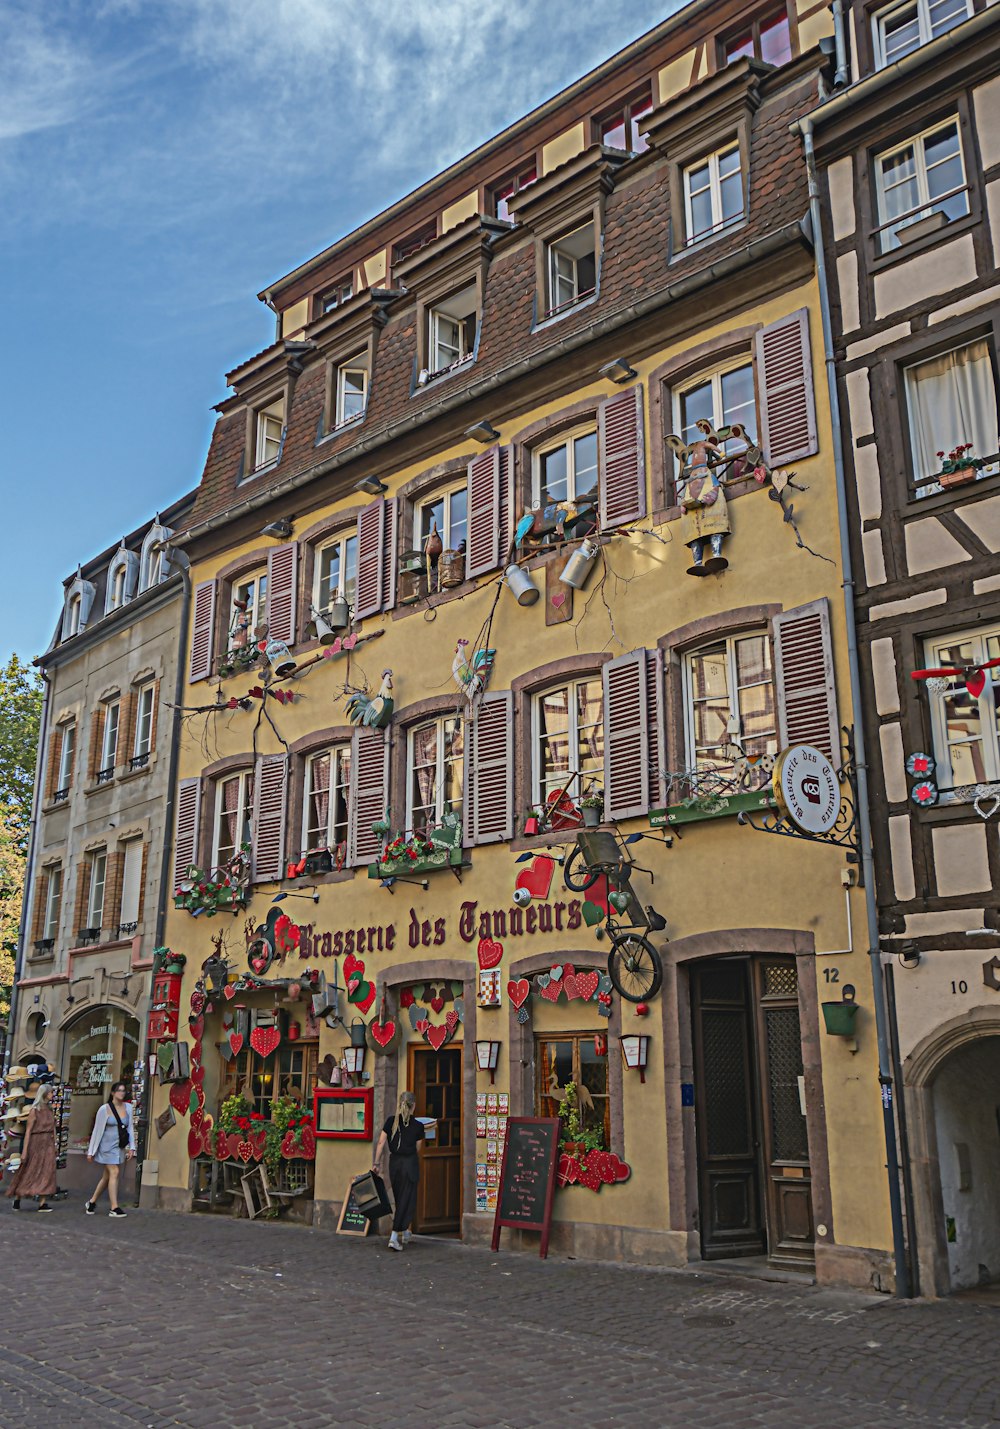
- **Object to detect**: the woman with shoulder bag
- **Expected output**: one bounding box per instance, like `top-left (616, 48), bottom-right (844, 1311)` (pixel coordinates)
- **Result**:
top-left (85, 1080), bottom-right (136, 1218)
top-left (371, 1090), bottom-right (425, 1251)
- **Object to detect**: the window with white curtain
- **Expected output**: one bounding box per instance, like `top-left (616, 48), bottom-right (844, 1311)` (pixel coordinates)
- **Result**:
top-left (213, 771), bottom-right (254, 866)
top-left (904, 339), bottom-right (999, 494)
top-left (925, 626), bottom-right (1000, 790)
top-left (684, 634), bottom-right (777, 780)
top-left (407, 716), bottom-right (463, 833)
top-left (532, 678), bottom-right (604, 808)
top-left (303, 747), bottom-right (351, 853)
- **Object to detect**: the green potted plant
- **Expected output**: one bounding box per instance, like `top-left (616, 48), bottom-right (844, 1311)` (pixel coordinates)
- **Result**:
top-left (937, 443), bottom-right (984, 491)
top-left (580, 789), bottom-right (605, 827)
top-left (164, 951), bottom-right (186, 975)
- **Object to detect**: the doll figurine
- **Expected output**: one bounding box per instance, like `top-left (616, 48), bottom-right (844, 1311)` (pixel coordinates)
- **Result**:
top-left (667, 433), bottom-right (731, 576)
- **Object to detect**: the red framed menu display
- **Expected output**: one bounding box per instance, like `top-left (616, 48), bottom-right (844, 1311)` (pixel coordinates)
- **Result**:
top-left (314, 1087), bottom-right (374, 1140)
top-left (490, 1116), bottom-right (561, 1259)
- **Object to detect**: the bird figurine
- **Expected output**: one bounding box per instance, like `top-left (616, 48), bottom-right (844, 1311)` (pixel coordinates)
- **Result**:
top-left (346, 669), bottom-right (394, 728)
top-left (452, 640), bottom-right (496, 703)
top-left (514, 508), bottom-right (544, 547)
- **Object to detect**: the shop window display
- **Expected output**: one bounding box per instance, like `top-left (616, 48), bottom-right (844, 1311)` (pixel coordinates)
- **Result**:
top-left (61, 1007), bottom-right (140, 1153)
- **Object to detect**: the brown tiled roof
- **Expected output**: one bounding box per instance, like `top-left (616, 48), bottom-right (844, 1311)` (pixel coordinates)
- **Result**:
top-left (185, 69), bottom-right (817, 535)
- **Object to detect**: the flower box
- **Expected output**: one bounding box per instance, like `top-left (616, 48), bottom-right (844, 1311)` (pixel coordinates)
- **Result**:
top-left (369, 844), bottom-right (463, 879)
top-left (649, 785), bottom-right (776, 829)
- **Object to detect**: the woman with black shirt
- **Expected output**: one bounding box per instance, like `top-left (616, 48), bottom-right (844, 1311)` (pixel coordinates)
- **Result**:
top-left (372, 1090), bottom-right (425, 1251)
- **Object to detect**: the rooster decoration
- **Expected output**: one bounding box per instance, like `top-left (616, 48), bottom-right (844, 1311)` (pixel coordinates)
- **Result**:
top-left (346, 669), bottom-right (394, 728)
top-left (452, 640), bottom-right (495, 704)
top-left (245, 908), bottom-right (301, 977)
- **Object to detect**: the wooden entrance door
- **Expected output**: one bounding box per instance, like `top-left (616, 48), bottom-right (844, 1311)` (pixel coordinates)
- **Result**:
top-left (691, 957), bottom-right (814, 1268)
top-left (409, 1045), bottom-right (462, 1234)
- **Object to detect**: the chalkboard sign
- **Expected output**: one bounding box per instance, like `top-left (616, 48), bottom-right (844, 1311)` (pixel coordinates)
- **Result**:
top-left (336, 1178), bottom-right (372, 1237)
top-left (491, 1117), bottom-right (561, 1259)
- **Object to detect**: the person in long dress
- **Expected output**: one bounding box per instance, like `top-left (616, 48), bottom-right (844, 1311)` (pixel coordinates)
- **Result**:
top-left (85, 1080), bottom-right (136, 1218)
top-left (6, 1085), bottom-right (57, 1212)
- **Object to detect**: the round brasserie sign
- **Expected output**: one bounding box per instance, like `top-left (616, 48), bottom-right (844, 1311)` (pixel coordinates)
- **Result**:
top-left (772, 745), bottom-right (840, 836)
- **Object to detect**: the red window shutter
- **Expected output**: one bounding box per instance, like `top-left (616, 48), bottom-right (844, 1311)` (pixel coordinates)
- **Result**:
top-left (598, 386), bottom-right (646, 529)
top-left (354, 499), bottom-right (386, 620)
top-left (381, 497), bottom-right (398, 612)
top-left (498, 446), bottom-right (514, 565)
top-left (465, 447), bottom-right (501, 579)
top-left (646, 647), bottom-right (666, 810)
top-left (252, 754), bottom-right (288, 882)
top-left (469, 691), bottom-right (513, 844)
top-left (603, 649), bottom-right (649, 819)
top-left (755, 309), bottom-right (818, 466)
top-left (773, 598), bottom-right (839, 765)
top-left (266, 543), bottom-right (298, 645)
top-left (348, 726), bottom-right (389, 866)
top-left (189, 580), bottom-right (217, 683)
top-left (172, 778), bottom-right (201, 887)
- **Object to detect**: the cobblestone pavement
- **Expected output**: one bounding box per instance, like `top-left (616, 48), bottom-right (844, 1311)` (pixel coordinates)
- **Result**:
top-left (1, 1202), bottom-right (997, 1428)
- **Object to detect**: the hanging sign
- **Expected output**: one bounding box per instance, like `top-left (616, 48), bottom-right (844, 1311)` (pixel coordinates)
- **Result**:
top-left (490, 1116), bottom-right (561, 1259)
top-left (772, 745), bottom-right (840, 836)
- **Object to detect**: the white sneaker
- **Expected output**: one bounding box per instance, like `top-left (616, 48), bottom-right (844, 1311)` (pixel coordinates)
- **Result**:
top-left (388, 1232), bottom-right (402, 1252)
top-left (402, 1230), bottom-right (412, 1245)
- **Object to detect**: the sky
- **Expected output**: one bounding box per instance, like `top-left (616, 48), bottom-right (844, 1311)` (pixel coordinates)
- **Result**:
top-left (0, 0), bottom-right (684, 666)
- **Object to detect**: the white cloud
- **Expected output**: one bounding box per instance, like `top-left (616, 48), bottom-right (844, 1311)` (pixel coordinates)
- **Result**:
top-left (0, 6), bottom-right (98, 141)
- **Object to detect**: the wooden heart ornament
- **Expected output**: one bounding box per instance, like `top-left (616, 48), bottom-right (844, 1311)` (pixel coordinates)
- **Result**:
top-left (507, 978), bottom-right (530, 1009)
top-left (229, 1032), bottom-right (244, 1058)
top-left (515, 856), bottom-right (554, 902)
top-left (343, 952), bottom-right (363, 980)
top-left (367, 1018), bottom-right (401, 1055)
top-left (237, 1139), bottom-right (255, 1164)
top-left (169, 1079), bottom-right (192, 1116)
top-left (478, 937), bottom-right (503, 970)
top-left (249, 1026), bottom-right (280, 1058)
top-left (372, 1020), bottom-right (397, 1048)
top-left (426, 1023), bottom-right (450, 1052)
top-left (223, 984), bottom-right (237, 1000)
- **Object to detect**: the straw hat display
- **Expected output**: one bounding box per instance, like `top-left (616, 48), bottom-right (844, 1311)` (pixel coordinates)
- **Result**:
top-left (2, 1106), bottom-right (27, 1121)
top-left (3, 1087), bottom-right (25, 1100)
top-left (6, 1066), bottom-right (29, 1080)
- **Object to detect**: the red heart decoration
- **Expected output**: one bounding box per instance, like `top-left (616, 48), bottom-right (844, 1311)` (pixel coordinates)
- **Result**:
top-left (477, 937), bottom-right (503, 970)
top-left (587, 875), bottom-right (610, 917)
top-left (190, 1063), bottom-right (205, 1087)
top-left (415, 1018), bottom-right (430, 1035)
top-left (249, 949), bottom-right (271, 976)
top-left (563, 973), bottom-right (581, 1000)
top-left (576, 970), bottom-right (599, 1001)
top-left (540, 979), bottom-right (562, 1002)
top-left (229, 1032), bottom-right (244, 1057)
top-left (347, 976), bottom-right (361, 996)
top-left (249, 1026), bottom-right (280, 1058)
top-left (515, 856), bottom-right (554, 902)
top-left (237, 1139), bottom-right (254, 1164)
top-left (169, 1080), bottom-right (192, 1116)
top-left (190, 991), bottom-right (205, 1015)
top-left (353, 983), bottom-right (376, 1015)
top-left (426, 1023), bottom-right (449, 1052)
top-left (557, 1152), bottom-right (579, 1186)
top-left (300, 1125), bottom-right (316, 1158)
top-left (445, 1009), bottom-right (460, 1036)
top-left (214, 1128), bottom-right (231, 1159)
top-left (227, 1132), bottom-right (242, 1159)
top-left (551, 592), bottom-right (566, 608)
top-left (966, 668), bottom-right (987, 698)
top-left (188, 1127), bottom-right (205, 1159)
top-left (372, 1020), bottom-right (397, 1049)
top-left (507, 978), bottom-right (530, 1009)
top-left (576, 1163), bottom-right (603, 1192)
top-left (251, 1130), bottom-right (267, 1160)
top-left (343, 953), bottom-right (363, 980)
top-left (191, 1106), bottom-right (204, 1132)
top-left (223, 984), bottom-right (237, 1000)
top-left (430, 996), bottom-right (445, 1014)
top-left (281, 1129), bottom-right (297, 1159)
top-left (188, 1014), bottom-right (205, 1041)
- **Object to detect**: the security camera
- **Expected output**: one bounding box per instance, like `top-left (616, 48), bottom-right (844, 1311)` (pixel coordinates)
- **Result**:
top-left (512, 886), bottom-right (532, 907)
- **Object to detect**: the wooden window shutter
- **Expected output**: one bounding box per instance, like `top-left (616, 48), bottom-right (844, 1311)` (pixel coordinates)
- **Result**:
top-left (30, 872), bottom-right (48, 942)
top-left (599, 386), bottom-right (646, 529)
top-left (172, 778), bottom-right (202, 888)
top-left (148, 680), bottom-right (159, 751)
top-left (266, 543), bottom-right (298, 645)
top-left (118, 692), bottom-right (137, 769)
top-left (381, 497), bottom-right (398, 612)
top-left (603, 649), bottom-right (650, 819)
top-left (44, 730), bottom-right (62, 801)
top-left (354, 499), bottom-right (386, 620)
top-left (465, 447), bottom-right (501, 579)
top-left (136, 843), bottom-right (149, 922)
top-left (189, 579), bottom-right (217, 683)
top-left (498, 446), bottom-right (514, 565)
top-left (87, 710), bottom-right (104, 782)
top-left (252, 754), bottom-right (288, 882)
top-left (646, 647), bottom-right (666, 810)
top-left (73, 863), bottom-right (90, 937)
top-left (104, 851), bottom-right (125, 932)
top-left (755, 309), bottom-right (818, 467)
top-left (468, 691), bottom-right (513, 844)
top-left (348, 726), bottom-right (389, 867)
top-left (773, 598), bottom-right (840, 765)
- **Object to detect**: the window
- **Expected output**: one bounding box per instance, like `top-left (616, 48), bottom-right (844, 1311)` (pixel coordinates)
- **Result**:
top-left (134, 684), bottom-right (156, 759)
top-left (676, 361), bottom-right (756, 458)
top-left (109, 564), bottom-right (127, 610)
top-left (255, 398), bottom-right (284, 470)
top-left (303, 747), bottom-right (351, 853)
top-left (492, 162), bottom-right (537, 222)
top-left (407, 716), bottom-right (463, 833)
top-left (533, 428), bottom-right (599, 509)
top-left (904, 339), bottom-right (999, 493)
top-left (314, 532), bottom-right (358, 614)
top-left (873, 0), bottom-right (972, 68)
top-left (393, 220), bottom-right (437, 268)
top-left (723, 7), bottom-right (792, 65)
top-left (321, 277), bottom-right (353, 313)
top-left (43, 866), bottom-right (62, 941)
top-left (87, 850), bottom-right (107, 931)
top-left (428, 286), bottom-right (477, 376)
top-left (57, 724), bottom-right (76, 795)
top-left (547, 224), bottom-right (597, 316)
top-left (925, 626), bottom-right (1000, 789)
top-left (213, 771), bottom-right (254, 866)
top-left (594, 85), bottom-right (653, 154)
top-left (225, 1043), bottom-right (317, 1118)
top-left (536, 1034), bottom-right (611, 1148)
top-left (335, 356), bottom-right (368, 427)
top-left (230, 569), bottom-right (267, 648)
top-left (99, 700), bottom-right (120, 778)
top-left (533, 678), bottom-right (604, 807)
top-left (417, 483), bottom-right (468, 558)
top-left (875, 118), bottom-right (969, 252)
top-left (684, 143), bottom-right (744, 245)
top-left (684, 633), bottom-right (777, 777)
top-left (66, 595), bottom-right (82, 639)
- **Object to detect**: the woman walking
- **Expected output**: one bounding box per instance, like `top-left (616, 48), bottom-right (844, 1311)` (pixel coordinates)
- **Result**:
top-left (6, 1084), bottom-right (57, 1212)
top-left (372, 1090), bottom-right (425, 1251)
top-left (85, 1080), bottom-right (136, 1218)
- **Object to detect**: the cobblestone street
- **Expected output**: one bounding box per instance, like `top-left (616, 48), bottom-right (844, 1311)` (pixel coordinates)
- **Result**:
top-left (1, 1203), bottom-right (997, 1428)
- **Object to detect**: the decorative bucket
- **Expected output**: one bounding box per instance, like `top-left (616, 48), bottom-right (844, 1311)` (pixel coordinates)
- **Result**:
top-left (350, 1016), bottom-right (368, 1048)
top-left (822, 985), bottom-right (859, 1036)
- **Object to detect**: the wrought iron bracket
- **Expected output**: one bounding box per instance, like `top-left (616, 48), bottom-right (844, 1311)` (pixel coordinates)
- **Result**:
top-left (737, 727), bottom-right (864, 873)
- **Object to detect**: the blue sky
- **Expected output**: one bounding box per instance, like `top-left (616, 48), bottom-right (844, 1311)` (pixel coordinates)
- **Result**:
top-left (1, 0), bottom-right (680, 665)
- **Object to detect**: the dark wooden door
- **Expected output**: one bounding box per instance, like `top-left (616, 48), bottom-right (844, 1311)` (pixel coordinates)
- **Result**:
top-left (410, 1045), bottom-right (462, 1234)
top-left (691, 960), bottom-right (765, 1259)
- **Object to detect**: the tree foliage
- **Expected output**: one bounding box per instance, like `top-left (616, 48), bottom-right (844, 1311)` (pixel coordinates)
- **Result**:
top-left (0, 655), bottom-right (43, 847)
top-left (0, 805), bottom-right (23, 1020)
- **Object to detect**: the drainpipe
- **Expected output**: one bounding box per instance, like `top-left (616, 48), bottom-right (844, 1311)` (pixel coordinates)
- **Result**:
top-left (5, 669), bottom-right (51, 1075)
top-left (133, 552), bottom-right (191, 1205)
top-left (831, 1), bottom-right (850, 89)
top-left (800, 116), bottom-right (911, 1298)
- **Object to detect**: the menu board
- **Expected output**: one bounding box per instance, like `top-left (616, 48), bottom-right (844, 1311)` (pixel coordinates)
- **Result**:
top-left (336, 1179), bottom-right (371, 1237)
top-left (491, 1117), bottom-right (561, 1259)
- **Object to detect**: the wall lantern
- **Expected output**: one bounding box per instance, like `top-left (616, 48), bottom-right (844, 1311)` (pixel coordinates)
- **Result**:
top-left (465, 420), bottom-right (500, 444)
top-left (619, 1034), bottom-right (649, 1083)
top-left (821, 984), bottom-right (859, 1038)
top-left (598, 357), bottom-right (637, 385)
top-left (342, 1044), bottom-right (366, 1077)
top-left (504, 564), bottom-right (540, 606)
top-left (354, 475), bottom-right (388, 496)
top-left (475, 1040), bottom-right (501, 1083)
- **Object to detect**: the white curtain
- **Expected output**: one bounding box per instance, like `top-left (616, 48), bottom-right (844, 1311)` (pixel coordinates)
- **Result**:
top-left (907, 340), bottom-right (998, 481)
top-left (308, 754), bottom-right (330, 843)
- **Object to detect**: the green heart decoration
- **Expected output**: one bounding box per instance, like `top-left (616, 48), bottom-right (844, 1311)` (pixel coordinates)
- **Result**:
top-left (411, 984), bottom-right (425, 1002)
top-left (348, 977), bottom-right (373, 1006)
top-left (157, 1042), bottom-right (176, 1074)
top-left (609, 891), bottom-right (629, 913)
top-left (450, 981), bottom-right (463, 998)
top-left (188, 1086), bottom-right (199, 1114)
top-left (597, 973), bottom-right (613, 994)
top-left (582, 901), bottom-right (605, 927)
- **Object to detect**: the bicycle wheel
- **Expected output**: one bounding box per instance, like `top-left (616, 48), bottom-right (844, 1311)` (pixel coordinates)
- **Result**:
top-left (562, 843), bottom-right (599, 893)
top-left (607, 933), bottom-right (662, 1003)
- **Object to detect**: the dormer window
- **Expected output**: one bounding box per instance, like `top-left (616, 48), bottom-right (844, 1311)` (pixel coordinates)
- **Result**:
top-left (110, 565), bottom-right (127, 610)
top-left (322, 277), bottom-right (354, 314)
top-left (873, 0), bottom-right (971, 68)
top-left (594, 86), bottom-right (653, 154)
top-left (255, 398), bottom-right (284, 470)
top-left (546, 223), bottom-right (597, 317)
top-left (428, 286), bottom-right (477, 376)
top-left (492, 163), bottom-right (538, 222)
top-left (684, 142), bottom-right (744, 245)
top-left (722, 7), bottom-right (792, 66)
top-left (66, 594), bottom-right (82, 638)
top-left (336, 356), bottom-right (368, 427)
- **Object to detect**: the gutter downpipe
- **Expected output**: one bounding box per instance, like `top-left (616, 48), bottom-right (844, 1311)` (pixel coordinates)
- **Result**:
top-left (134, 555), bottom-right (191, 1207)
top-left (801, 114), bottom-right (911, 1298)
top-left (831, 0), bottom-right (850, 89)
